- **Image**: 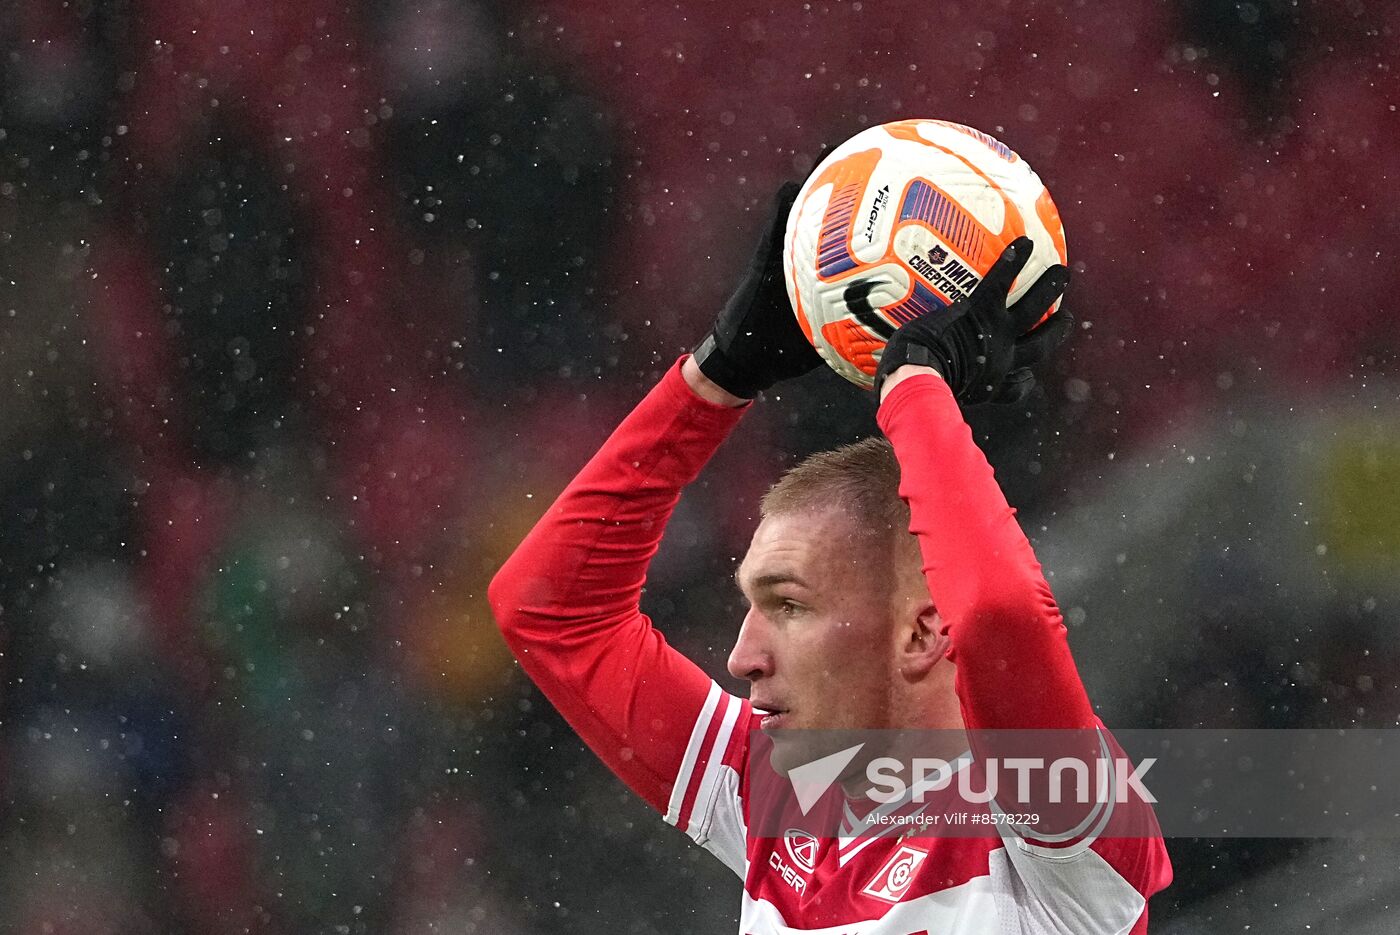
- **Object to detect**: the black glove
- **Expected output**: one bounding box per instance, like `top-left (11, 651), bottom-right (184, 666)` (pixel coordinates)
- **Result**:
top-left (873, 237), bottom-right (1073, 405)
top-left (693, 182), bottom-right (823, 398)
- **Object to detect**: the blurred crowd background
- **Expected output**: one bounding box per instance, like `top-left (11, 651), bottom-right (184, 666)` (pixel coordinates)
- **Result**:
top-left (1, 0), bottom-right (1398, 931)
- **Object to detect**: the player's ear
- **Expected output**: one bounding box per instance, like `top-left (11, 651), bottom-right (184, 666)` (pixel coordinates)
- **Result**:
top-left (899, 602), bottom-right (950, 681)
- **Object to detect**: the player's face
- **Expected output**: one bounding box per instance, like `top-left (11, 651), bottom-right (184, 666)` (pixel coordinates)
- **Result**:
top-left (730, 508), bottom-right (900, 742)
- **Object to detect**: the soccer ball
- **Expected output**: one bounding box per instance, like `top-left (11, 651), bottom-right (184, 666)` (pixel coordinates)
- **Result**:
top-left (783, 119), bottom-right (1068, 388)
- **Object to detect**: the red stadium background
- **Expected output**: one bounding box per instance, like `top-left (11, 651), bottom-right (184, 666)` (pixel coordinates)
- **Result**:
top-left (1, 0), bottom-right (1397, 930)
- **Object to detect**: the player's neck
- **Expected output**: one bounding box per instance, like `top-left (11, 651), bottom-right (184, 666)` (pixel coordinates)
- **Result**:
top-left (891, 680), bottom-right (965, 732)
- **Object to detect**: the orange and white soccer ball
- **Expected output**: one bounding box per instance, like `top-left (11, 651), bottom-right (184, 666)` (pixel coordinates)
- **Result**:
top-left (783, 119), bottom-right (1068, 388)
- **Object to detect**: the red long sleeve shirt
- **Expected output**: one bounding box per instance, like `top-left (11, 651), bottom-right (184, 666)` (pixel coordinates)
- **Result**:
top-left (489, 360), bottom-right (1170, 933)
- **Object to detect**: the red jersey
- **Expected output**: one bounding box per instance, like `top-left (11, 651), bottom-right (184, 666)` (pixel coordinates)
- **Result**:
top-left (489, 359), bottom-right (1171, 932)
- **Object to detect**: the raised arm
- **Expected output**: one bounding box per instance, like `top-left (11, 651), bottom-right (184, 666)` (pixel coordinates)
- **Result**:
top-left (871, 237), bottom-right (1084, 730)
top-left (877, 367), bottom-right (1093, 731)
top-left (488, 357), bottom-right (748, 811)
top-left (877, 330), bottom-right (1171, 933)
top-left (866, 234), bottom-right (1167, 932)
top-left (489, 184), bottom-right (820, 830)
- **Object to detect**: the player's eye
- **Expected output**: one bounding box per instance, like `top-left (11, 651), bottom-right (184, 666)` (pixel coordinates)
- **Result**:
top-left (778, 599), bottom-right (803, 617)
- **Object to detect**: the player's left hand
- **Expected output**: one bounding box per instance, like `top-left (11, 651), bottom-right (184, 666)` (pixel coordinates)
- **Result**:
top-left (873, 237), bottom-right (1073, 405)
top-left (692, 182), bottom-right (824, 399)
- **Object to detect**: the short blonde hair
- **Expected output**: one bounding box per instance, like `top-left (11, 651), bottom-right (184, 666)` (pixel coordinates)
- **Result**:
top-left (761, 437), bottom-right (919, 567)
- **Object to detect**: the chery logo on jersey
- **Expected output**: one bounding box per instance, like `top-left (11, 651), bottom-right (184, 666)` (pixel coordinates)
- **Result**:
top-left (784, 829), bottom-right (818, 874)
top-left (768, 851), bottom-right (807, 895)
top-left (861, 845), bottom-right (928, 904)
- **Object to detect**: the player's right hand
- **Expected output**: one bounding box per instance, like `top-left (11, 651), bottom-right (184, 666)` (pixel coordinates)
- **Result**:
top-left (873, 238), bottom-right (1073, 405)
top-left (691, 182), bottom-right (823, 399)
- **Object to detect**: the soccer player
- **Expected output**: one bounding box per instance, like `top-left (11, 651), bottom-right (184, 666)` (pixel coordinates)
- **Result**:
top-left (489, 184), bottom-right (1172, 932)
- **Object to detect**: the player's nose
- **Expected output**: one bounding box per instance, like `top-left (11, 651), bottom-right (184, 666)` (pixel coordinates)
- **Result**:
top-left (727, 607), bottom-right (774, 681)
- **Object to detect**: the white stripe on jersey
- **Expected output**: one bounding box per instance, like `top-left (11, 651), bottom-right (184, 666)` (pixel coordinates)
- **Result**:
top-left (666, 682), bottom-right (722, 826)
top-left (741, 846), bottom-right (1145, 934)
top-left (988, 844), bottom-right (1146, 934)
top-left (1003, 727), bottom-right (1116, 857)
top-left (741, 875), bottom-right (999, 934)
top-left (692, 692), bottom-right (742, 826)
top-left (664, 683), bottom-right (750, 876)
